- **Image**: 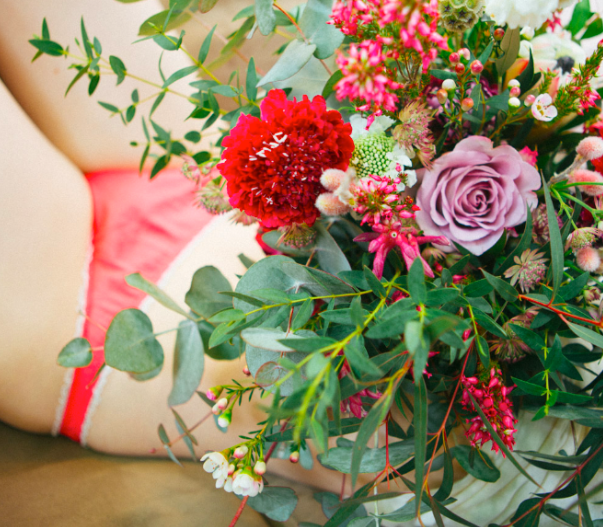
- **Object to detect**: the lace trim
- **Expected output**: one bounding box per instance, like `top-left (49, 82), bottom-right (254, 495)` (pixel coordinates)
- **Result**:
top-left (78, 215), bottom-right (224, 445)
top-left (51, 242), bottom-right (94, 436)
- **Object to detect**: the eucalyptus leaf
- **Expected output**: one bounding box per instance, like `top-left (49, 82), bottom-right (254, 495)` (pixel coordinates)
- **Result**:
top-left (105, 309), bottom-right (164, 373)
top-left (245, 486), bottom-right (298, 522)
top-left (257, 40), bottom-right (317, 86)
top-left (58, 338), bottom-right (92, 368)
top-left (185, 266), bottom-right (233, 318)
top-left (255, 0), bottom-right (277, 35)
top-left (315, 222), bottom-right (352, 275)
top-left (168, 320), bottom-right (204, 406)
top-left (299, 0), bottom-right (345, 59)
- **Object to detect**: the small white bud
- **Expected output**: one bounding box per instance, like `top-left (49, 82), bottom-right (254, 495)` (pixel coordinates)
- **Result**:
top-left (508, 97), bottom-right (521, 108)
top-left (234, 446), bottom-right (249, 459)
top-left (508, 79), bottom-right (520, 88)
top-left (254, 460), bottom-right (267, 475)
top-left (520, 26), bottom-right (534, 40)
top-left (442, 79), bottom-right (457, 91)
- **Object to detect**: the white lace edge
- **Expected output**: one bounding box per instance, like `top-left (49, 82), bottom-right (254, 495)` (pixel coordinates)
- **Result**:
top-left (51, 242), bottom-right (94, 436)
top-left (78, 214), bottom-right (225, 446)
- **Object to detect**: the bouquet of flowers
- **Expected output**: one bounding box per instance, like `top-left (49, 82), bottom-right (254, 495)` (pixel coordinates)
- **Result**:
top-left (35, 0), bottom-right (603, 524)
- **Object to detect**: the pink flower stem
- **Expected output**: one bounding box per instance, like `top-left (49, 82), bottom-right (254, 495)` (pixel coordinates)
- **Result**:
top-left (228, 496), bottom-right (249, 527)
top-left (228, 421), bottom-right (290, 526)
top-left (502, 441), bottom-right (603, 526)
top-left (423, 342), bottom-right (472, 484)
top-left (519, 294), bottom-right (603, 328)
top-left (166, 409), bottom-right (213, 449)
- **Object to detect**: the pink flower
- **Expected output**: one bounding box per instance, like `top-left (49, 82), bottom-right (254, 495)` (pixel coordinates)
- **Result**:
top-left (519, 146), bottom-right (538, 167)
top-left (354, 219), bottom-right (449, 279)
top-left (336, 40), bottom-right (401, 113)
top-left (531, 94), bottom-right (558, 122)
top-left (461, 368), bottom-right (518, 455)
top-left (416, 137), bottom-right (541, 255)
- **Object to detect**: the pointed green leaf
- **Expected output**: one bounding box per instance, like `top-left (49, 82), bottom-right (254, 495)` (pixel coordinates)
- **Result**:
top-left (109, 55), bottom-right (126, 85)
top-left (198, 25), bottom-right (216, 64)
top-left (168, 320), bottom-right (204, 406)
top-left (542, 176), bottom-right (564, 299)
top-left (414, 376), bottom-right (428, 514)
top-left (408, 258), bottom-right (427, 304)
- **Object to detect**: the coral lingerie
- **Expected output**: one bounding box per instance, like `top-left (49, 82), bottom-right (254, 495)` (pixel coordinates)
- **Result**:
top-left (52, 168), bottom-right (213, 445)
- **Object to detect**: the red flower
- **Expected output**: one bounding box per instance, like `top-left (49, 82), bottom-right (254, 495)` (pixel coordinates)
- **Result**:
top-left (218, 90), bottom-right (354, 228)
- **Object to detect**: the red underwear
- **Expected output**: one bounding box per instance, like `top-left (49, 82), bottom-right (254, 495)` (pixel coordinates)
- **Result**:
top-left (53, 168), bottom-right (213, 445)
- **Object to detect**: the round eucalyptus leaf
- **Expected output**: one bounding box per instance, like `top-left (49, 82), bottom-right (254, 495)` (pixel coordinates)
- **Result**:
top-left (58, 338), bottom-right (92, 368)
top-left (105, 308), bottom-right (164, 373)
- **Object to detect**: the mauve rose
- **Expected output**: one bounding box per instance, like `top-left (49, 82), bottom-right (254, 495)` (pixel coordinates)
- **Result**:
top-left (415, 136), bottom-right (540, 255)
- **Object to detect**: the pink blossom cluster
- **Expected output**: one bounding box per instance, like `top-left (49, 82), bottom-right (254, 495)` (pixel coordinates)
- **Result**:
top-left (352, 174), bottom-right (411, 226)
top-left (331, 0), bottom-right (447, 114)
top-left (338, 359), bottom-right (381, 418)
top-left (461, 368), bottom-right (518, 456)
top-left (352, 176), bottom-right (449, 278)
top-left (336, 39), bottom-right (401, 113)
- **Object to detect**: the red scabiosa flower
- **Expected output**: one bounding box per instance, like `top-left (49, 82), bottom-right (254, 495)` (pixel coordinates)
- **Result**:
top-left (218, 89), bottom-right (354, 229)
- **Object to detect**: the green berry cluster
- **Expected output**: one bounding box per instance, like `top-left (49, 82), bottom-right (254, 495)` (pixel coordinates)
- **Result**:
top-left (350, 133), bottom-right (395, 179)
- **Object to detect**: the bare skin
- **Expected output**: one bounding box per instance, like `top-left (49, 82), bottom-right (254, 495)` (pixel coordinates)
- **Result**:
top-left (0, 0), bottom-right (392, 494)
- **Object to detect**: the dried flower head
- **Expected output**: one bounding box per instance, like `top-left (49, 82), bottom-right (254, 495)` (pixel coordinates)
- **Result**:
top-left (393, 101), bottom-right (436, 169)
top-left (197, 180), bottom-right (232, 214)
top-left (565, 227), bottom-right (603, 251)
top-left (504, 248), bottom-right (548, 293)
top-left (439, 0), bottom-right (484, 32)
top-left (278, 223), bottom-right (318, 249)
top-left (490, 308), bottom-right (538, 362)
top-left (532, 203), bottom-right (562, 244)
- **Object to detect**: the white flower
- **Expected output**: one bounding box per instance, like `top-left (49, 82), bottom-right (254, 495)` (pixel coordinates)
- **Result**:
top-left (519, 32), bottom-right (586, 81)
top-left (484, 0), bottom-right (576, 29)
top-left (349, 114), bottom-right (394, 140)
top-left (531, 93), bottom-right (558, 122)
top-left (383, 144), bottom-right (417, 190)
top-left (216, 475), bottom-right (234, 492)
top-left (201, 452), bottom-right (229, 476)
top-left (231, 469), bottom-right (264, 497)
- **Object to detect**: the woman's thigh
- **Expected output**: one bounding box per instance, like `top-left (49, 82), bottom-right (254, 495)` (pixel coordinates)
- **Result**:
top-left (0, 78), bottom-right (92, 433)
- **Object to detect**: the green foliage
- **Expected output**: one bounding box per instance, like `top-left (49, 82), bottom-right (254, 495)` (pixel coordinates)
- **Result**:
top-left (58, 338), bottom-right (93, 368)
top-left (41, 8), bottom-right (603, 527)
top-left (257, 39), bottom-right (317, 86)
top-left (299, 0), bottom-right (345, 59)
top-left (244, 486), bottom-right (298, 522)
top-left (185, 266), bottom-right (233, 318)
top-left (168, 320), bottom-right (204, 406)
top-left (105, 309), bottom-right (164, 373)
